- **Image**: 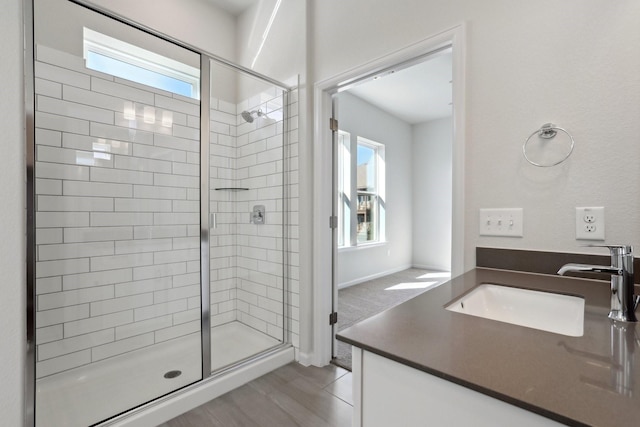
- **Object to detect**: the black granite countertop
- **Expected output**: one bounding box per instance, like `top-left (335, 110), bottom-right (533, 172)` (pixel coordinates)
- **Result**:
top-left (337, 268), bottom-right (640, 427)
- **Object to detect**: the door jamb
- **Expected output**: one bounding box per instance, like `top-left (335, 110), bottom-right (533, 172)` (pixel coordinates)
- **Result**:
top-left (311, 24), bottom-right (467, 366)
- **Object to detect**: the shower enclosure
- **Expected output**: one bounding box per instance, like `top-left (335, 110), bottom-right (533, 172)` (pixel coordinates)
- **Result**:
top-left (27, 0), bottom-right (293, 425)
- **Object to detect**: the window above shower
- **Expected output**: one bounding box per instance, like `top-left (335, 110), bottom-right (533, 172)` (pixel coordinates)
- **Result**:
top-left (83, 28), bottom-right (200, 99)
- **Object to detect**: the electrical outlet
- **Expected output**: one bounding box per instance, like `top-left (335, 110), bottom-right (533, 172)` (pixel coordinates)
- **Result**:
top-left (479, 208), bottom-right (523, 237)
top-left (576, 207), bottom-right (605, 240)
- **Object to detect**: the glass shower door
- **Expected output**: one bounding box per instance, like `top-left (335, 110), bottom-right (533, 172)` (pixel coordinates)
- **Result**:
top-left (208, 59), bottom-right (287, 372)
top-left (33, 0), bottom-right (203, 425)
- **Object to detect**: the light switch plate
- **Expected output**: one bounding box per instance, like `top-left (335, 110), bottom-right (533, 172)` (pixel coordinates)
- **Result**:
top-left (479, 208), bottom-right (523, 237)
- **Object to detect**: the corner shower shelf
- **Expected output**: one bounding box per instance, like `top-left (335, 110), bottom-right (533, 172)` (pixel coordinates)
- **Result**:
top-left (214, 187), bottom-right (250, 191)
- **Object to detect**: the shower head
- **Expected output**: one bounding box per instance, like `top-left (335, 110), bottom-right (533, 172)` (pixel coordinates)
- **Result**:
top-left (241, 110), bottom-right (254, 123)
top-left (241, 109), bottom-right (264, 123)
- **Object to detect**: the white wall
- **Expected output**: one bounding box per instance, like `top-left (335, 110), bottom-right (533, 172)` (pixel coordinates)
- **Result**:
top-left (412, 117), bottom-right (452, 271)
top-left (1, 0), bottom-right (25, 425)
top-left (312, 0), bottom-right (640, 271)
top-left (236, 0), bottom-right (305, 85)
top-left (87, 0), bottom-right (237, 62)
top-left (336, 92), bottom-right (413, 287)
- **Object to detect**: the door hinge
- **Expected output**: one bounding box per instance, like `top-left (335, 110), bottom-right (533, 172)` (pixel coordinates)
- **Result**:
top-left (329, 215), bottom-right (338, 229)
top-left (329, 312), bottom-right (338, 325)
top-left (329, 117), bottom-right (339, 132)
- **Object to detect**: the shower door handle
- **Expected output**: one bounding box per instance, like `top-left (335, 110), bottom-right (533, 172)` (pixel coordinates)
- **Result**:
top-left (210, 213), bottom-right (217, 229)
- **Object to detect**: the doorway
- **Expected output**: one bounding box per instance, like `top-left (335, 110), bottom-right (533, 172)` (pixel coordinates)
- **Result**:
top-left (311, 25), bottom-right (466, 369)
top-left (331, 48), bottom-right (454, 369)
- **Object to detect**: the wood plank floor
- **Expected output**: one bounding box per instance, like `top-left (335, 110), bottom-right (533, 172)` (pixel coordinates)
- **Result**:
top-left (158, 363), bottom-right (353, 427)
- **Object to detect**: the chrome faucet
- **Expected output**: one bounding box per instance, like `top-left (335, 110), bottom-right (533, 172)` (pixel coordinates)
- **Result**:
top-left (558, 245), bottom-right (638, 322)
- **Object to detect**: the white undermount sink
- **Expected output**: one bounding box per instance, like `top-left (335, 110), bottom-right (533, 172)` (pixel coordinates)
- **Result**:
top-left (445, 284), bottom-right (585, 337)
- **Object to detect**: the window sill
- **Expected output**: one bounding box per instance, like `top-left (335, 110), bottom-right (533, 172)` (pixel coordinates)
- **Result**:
top-left (338, 241), bottom-right (387, 252)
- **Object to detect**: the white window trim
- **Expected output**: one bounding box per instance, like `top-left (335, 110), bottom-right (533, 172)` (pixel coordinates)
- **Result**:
top-left (338, 241), bottom-right (387, 252)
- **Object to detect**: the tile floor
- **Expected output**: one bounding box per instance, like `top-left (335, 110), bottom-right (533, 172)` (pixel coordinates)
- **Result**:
top-left (160, 362), bottom-right (353, 427)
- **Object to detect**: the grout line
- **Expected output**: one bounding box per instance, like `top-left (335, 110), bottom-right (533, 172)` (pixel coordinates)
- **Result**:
top-left (321, 387), bottom-right (354, 407)
top-left (322, 372), bottom-right (353, 407)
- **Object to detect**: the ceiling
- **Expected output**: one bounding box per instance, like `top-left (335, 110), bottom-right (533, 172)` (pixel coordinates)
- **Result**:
top-left (345, 49), bottom-right (453, 125)
top-left (203, 1), bottom-right (452, 125)
top-left (204, 0), bottom-right (256, 16)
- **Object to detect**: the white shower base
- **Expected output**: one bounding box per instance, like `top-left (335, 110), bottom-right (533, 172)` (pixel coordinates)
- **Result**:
top-left (210, 321), bottom-right (281, 371)
top-left (36, 321), bottom-right (282, 427)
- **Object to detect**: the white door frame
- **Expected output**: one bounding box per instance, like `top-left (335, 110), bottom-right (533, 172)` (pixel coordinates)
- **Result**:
top-left (310, 24), bottom-right (467, 367)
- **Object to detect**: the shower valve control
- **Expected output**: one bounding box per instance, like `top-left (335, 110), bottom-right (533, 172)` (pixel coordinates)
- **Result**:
top-left (250, 205), bottom-right (266, 225)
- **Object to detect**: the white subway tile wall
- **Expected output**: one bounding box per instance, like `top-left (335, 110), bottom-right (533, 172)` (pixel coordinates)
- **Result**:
top-left (34, 44), bottom-right (300, 379)
top-left (34, 45), bottom-right (202, 379)
top-left (286, 89), bottom-right (300, 349)
top-left (209, 86), bottom-right (299, 349)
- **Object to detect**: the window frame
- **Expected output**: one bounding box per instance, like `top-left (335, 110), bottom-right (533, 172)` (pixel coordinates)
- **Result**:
top-left (337, 130), bottom-right (351, 248)
top-left (83, 28), bottom-right (200, 99)
top-left (356, 137), bottom-right (384, 246)
top-left (337, 133), bottom-right (385, 249)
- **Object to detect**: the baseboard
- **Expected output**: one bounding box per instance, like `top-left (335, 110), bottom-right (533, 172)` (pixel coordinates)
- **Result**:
top-left (412, 263), bottom-right (451, 272)
top-left (297, 351), bottom-right (314, 367)
top-left (108, 346), bottom-right (295, 427)
top-left (338, 264), bottom-right (412, 289)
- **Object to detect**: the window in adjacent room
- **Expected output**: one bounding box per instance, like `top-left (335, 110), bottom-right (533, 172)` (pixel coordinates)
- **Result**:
top-left (356, 138), bottom-right (385, 244)
top-left (337, 134), bottom-right (386, 248)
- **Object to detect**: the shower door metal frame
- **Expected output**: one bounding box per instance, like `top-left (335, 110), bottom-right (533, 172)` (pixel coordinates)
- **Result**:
top-left (24, 0), bottom-right (37, 426)
top-left (23, 0), bottom-right (294, 425)
top-left (199, 56), bottom-right (212, 378)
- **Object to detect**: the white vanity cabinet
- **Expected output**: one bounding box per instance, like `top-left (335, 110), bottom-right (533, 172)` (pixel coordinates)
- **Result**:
top-left (351, 348), bottom-right (565, 427)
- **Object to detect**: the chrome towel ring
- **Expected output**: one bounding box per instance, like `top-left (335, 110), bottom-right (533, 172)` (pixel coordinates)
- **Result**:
top-left (523, 123), bottom-right (575, 167)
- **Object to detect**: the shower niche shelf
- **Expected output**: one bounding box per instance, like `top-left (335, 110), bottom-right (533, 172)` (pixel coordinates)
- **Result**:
top-left (214, 187), bottom-right (250, 191)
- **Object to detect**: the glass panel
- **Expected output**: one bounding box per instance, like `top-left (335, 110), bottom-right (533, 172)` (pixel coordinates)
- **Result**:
top-left (357, 194), bottom-right (378, 243)
top-left (337, 131), bottom-right (351, 247)
top-left (209, 59), bottom-right (285, 372)
top-left (357, 140), bottom-right (379, 243)
top-left (357, 143), bottom-right (376, 192)
top-left (33, 1), bottom-right (202, 425)
top-left (86, 51), bottom-right (195, 98)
